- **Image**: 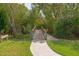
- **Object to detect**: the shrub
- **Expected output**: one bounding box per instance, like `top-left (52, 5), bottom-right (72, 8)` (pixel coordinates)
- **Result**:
top-left (71, 18), bottom-right (79, 38)
top-left (53, 19), bottom-right (73, 38)
top-left (0, 10), bottom-right (9, 34)
top-left (14, 34), bottom-right (30, 40)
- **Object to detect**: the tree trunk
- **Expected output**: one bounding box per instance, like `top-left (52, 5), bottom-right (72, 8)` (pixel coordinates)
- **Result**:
top-left (8, 4), bottom-right (17, 37)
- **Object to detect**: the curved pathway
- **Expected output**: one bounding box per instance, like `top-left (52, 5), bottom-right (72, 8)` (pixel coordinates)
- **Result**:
top-left (30, 29), bottom-right (61, 56)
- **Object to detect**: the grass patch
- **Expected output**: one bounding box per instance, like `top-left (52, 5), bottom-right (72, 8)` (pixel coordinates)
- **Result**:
top-left (0, 34), bottom-right (32, 56)
top-left (47, 39), bottom-right (79, 56)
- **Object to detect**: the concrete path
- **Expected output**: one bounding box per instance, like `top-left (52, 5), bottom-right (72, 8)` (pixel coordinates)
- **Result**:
top-left (30, 41), bottom-right (61, 56)
top-left (47, 34), bottom-right (58, 41)
top-left (30, 29), bottom-right (61, 56)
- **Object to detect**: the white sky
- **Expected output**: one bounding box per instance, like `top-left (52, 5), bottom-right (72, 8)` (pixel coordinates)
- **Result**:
top-left (25, 3), bottom-right (32, 10)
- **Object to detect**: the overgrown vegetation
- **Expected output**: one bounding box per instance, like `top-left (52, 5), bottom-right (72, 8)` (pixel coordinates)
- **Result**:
top-left (1, 3), bottom-right (79, 39)
top-left (0, 4), bottom-right (32, 36)
top-left (32, 3), bottom-right (79, 39)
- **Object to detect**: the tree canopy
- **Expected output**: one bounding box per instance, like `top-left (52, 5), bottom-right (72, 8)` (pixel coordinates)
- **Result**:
top-left (0, 3), bottom-right (79, 39)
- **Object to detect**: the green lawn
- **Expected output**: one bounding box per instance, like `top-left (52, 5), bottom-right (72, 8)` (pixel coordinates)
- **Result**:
top-left (0, 35), bottom-right (32, 56)
top-left (47, 39), bottom-right (79, 56)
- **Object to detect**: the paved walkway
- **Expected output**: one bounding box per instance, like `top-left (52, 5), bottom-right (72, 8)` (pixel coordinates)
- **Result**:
top-left (47, 34), bottom-right (58, 41)
top-left (30, 29), bottom-right (61, 56)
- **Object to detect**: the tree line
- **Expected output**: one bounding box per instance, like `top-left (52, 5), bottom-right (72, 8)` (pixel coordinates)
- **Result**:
top-left (0, 3), bottom-right (79, 39)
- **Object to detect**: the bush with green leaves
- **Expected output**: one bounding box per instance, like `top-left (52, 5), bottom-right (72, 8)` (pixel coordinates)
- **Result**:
top-left (71, 18), bottom-right (79, 38)
top-left (53, 18), bottom-right (79, 39)
top-left (0, 10), bottom-right (9, 34)
top-left (53, 19), bottom-right (73, 38)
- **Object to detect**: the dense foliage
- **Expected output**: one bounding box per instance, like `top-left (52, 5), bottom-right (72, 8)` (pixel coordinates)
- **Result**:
top-left (32, 3), bottom-right (79, 39)
top-left (0, 3), bottom-right (79, 39)
top-left (0, 4), bottom-right (30, 36)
